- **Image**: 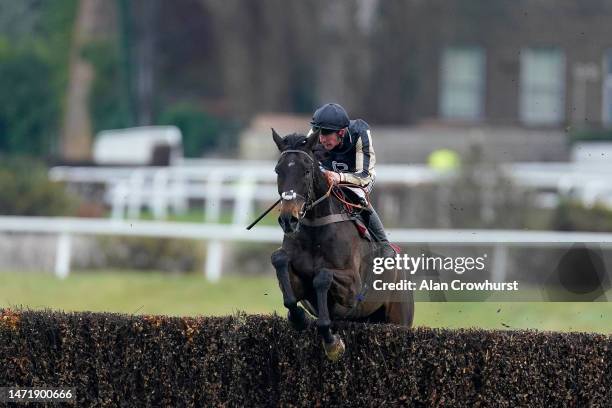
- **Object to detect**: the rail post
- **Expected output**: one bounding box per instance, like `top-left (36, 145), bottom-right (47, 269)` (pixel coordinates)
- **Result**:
top-left (54, 232), bottom-right (72, 279)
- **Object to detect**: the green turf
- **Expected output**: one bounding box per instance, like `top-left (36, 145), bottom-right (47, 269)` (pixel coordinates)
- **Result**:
top-left (1, 271), bottom-right (610, 333)
top-left (0, 271), bottom-right (280, 316)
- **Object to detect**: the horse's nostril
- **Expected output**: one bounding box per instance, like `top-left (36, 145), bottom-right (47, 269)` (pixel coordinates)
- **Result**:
top-left (290, 217), bottom-right (300, 232)
top-left (278, 214), bottom-right (299, 233)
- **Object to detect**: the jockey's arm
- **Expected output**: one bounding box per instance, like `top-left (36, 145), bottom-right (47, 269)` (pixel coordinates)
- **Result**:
top-left (339, 129), bottom-right (376, 188)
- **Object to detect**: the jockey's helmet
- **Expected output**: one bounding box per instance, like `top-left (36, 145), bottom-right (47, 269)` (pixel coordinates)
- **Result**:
top-left (310, 103), bottom-right (350, 131)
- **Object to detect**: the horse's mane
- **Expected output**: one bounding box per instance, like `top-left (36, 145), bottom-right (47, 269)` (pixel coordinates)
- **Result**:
top-left (282, 132), bottom-right (329, 162)
top-left (283, 133), bottom-right (308, 149)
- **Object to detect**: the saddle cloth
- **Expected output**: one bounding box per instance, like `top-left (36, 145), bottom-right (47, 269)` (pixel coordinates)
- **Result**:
top-left (337, 186), bottom-right (400, 253)
top-left (353, 217), bottom-right (401, 254)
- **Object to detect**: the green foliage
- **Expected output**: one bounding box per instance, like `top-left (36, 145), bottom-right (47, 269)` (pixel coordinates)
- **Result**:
top-left (36, 0), bottom-right (78, 93)
top-left (0, 48), bottom-right (58, 156)
top-left (0, 157), bottom-right (78, 216)
top-left (81, 40), bottom-right (132, 134)
top-left (569, 128), bottom-right (612, 143)
top-left (552, 199), bottom-right (612, 232)
top-left (158, 103), bottom-right (241, 157)
top-left (0, 0), bottom-right (77, 157)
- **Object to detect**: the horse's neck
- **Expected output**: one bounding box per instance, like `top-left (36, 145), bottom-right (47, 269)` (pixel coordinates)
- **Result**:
top-left (306, 170), bottom-right (342, 219)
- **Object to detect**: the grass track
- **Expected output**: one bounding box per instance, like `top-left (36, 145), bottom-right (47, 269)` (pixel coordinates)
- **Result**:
top-left (1, 271), bottom-right (610, 333)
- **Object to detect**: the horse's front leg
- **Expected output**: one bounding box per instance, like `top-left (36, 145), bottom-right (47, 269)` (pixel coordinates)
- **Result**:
top-left (313, 269), bottom-right (345, 361)
top-left (271, 248), bottom-right (309, 331)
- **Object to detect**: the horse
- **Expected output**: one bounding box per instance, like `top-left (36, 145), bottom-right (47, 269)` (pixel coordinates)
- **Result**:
top-left (270, 128), bottom-right (414, 361)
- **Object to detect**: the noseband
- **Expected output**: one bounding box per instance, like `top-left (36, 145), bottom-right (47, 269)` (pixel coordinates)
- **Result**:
top-left (277, 149), bottom-right (332, 219)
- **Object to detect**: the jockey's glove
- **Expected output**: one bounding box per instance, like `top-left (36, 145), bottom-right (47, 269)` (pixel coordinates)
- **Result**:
top-left (325, 170), bottom-right (341, 185)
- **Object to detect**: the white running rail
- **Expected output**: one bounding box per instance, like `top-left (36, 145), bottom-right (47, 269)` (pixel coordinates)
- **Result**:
top-left (50, 160), bottom-right (612, 224)
top-left (3, 216), bottom-right (612, 282)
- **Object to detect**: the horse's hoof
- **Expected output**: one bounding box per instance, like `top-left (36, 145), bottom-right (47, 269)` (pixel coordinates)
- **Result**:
top-left (323, 334), bottom-right (345, 361)
top-left (288, 308), bottom-right (309, 331)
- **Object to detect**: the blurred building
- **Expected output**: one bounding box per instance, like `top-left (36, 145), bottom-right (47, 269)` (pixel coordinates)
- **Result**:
top-left (11, 0), bottom-right (610, 160)
top-left (161, 0), bottom-right (612, 129)
top-left (386, 0), bottom-right (612, 129)
top-left (155, 0), bottom-right (611, 162)
top-left (241, 115), bottom-right (567, 163)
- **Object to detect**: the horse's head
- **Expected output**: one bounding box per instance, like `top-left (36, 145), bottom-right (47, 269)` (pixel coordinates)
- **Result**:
top-left (272, 128), bottom-right (320, 234)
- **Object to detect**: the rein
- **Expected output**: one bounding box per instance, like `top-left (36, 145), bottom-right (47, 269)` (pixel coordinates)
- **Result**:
top-left (331, 185), bottom-right (369, 212)
top-left (278, 149), bottom-right (333, 217)
top-left (278, 149), bottom-right (369, 224)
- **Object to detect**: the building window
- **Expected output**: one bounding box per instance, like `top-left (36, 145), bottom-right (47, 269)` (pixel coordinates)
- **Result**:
top-left (439, 47), bottom-right (485, 120)
top-left (519, 48), bottom-right (565, 125)
top-left (603, 50), bottom-right (612, 126)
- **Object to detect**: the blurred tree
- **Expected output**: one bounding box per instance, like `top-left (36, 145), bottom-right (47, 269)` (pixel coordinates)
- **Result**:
top-left (116, 0), bottom-right (160, 127)
top-left (0, 1), bottom-right (41, 41)
top-left (0, 0), bottom-right (77, 158)
top-left (159, 0), bottom-right (322, 119)
top-left (62, 0), bottom-right (118, 160)
top-left (158, 102), bottom-right (240, 157)
top-left (0, 47), bottom-right (58, 156)
top-left (82, 0), bottom-right (162, 136)
top-left (81, 40), bottom-right (131, 134)
top-left (131, 0), bottom-right (160, 125)
top-left (117, 0), bottom-right (136, 126)
top-left (0, 156), bottom-right (78, 216)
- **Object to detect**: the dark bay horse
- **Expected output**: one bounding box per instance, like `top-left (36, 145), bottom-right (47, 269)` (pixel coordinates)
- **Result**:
top-left (270, 129), bottom-right (414, 360)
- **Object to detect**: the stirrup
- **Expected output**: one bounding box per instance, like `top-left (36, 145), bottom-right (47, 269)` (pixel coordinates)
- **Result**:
top-left (359, 198), bottom-right (371, 213)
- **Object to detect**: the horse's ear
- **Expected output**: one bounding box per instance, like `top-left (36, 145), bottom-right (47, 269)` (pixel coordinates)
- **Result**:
top-left (272, 128), bottom-right (284, 151)
top-left (306, 128), bottom-right (319, 150)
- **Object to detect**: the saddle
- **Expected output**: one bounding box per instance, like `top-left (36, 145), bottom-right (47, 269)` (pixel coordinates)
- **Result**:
top-left (332, 184), bottom-right (371, 238)
top-left (335, 184), bottom-right (401, 254)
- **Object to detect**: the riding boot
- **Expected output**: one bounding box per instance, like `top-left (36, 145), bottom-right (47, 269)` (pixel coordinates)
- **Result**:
top-left (362, 205), bottom-right (389, 243)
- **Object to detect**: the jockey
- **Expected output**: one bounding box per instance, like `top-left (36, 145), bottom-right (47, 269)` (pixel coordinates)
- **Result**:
top-left (308, 102), bottom-right (389, 244)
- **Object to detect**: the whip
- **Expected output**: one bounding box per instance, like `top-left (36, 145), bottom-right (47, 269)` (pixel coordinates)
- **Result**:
top-left (245, 198), bottom-right (281, 230)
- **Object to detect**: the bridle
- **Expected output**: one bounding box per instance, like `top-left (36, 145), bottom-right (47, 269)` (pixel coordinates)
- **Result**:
top-left (277, 149), bottom-right (333, 220)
